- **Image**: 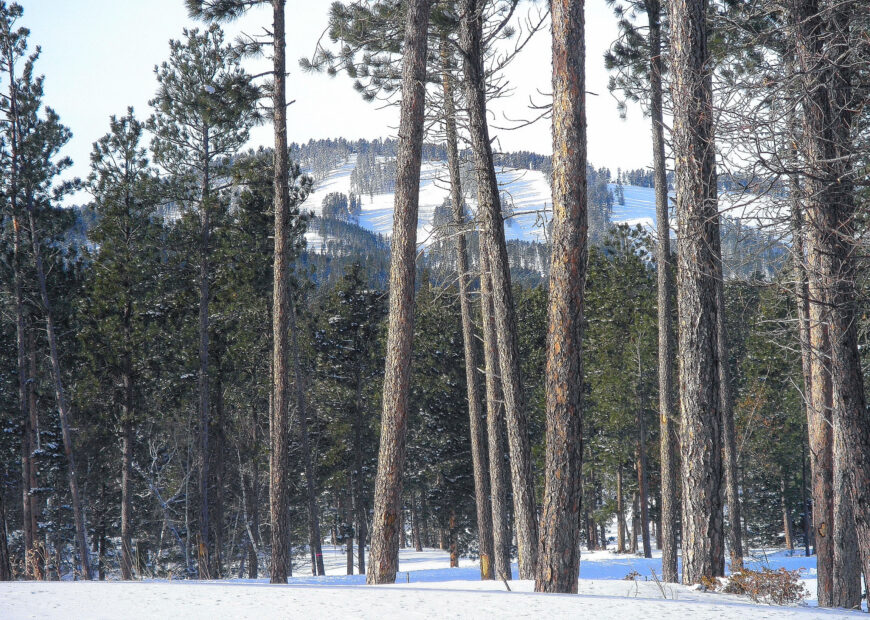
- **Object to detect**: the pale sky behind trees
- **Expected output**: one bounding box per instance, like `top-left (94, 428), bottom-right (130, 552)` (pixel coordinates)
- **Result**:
top-left (20, 0), bottom-right (652, 199)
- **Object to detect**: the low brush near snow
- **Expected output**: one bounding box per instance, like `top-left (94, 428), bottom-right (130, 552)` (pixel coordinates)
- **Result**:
top-left (1, 546), bottom-right (859, 619)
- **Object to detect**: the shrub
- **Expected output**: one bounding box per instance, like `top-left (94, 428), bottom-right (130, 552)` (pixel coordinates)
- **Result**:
top-left (720, 567), bottom-right (809, 605)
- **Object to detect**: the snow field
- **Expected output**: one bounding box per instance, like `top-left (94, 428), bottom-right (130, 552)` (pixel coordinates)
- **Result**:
top-left (1, 546), bottom-right (857, 619)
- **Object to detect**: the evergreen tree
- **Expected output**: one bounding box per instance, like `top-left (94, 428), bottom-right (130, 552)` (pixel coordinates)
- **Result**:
top-left (148, 23), bottom-right (259, 578)
top-left (79, 109), bottom-right (162, 579)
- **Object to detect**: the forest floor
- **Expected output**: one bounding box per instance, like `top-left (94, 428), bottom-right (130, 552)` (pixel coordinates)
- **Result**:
top-left (1, 545), bottom-right (859, 619)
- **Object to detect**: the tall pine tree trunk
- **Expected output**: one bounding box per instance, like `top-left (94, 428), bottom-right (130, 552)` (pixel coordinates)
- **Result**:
top-left (367, 0), bottom-right (432, 585)
top-left (816, 4), bottom-right (870, 604)
top-left (669, 0), bottom-right (722, 584)
top-left (535, 0), bottom-right (587, 594)
top-left (440, 36), bottom-right (493, 581)
top-left (647, 0), bottom-right (679, 583)
top-left (460, 0), bottom-right (538, 579)
top-left (269, 0), bottom-right (292, 585)
top-left (480, 248), bottom-right (512, 580)
top-left (197, 126), bottom-right (212, 580)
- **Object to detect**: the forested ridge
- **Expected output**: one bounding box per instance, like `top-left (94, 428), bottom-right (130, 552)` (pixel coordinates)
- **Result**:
top-left (0, 0), bottom-right (869, 614)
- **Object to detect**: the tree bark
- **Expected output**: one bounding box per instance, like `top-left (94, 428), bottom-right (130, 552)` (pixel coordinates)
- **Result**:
top-left (480, 249), bottom-right (512, 580)
top-left (460, 0), bottom-right (538, 579)
top-left (647, 0), bottom-right (679, 583)
top-left (716, 281), bottom-right (742, 572)
top-left (637, 407), bottom-right (652, 559)
top-left (269, 0), bottom-right (292, 585)
top-left (354, 370), bottom-right (367, 575)
top-left (440, 36), bottom-right (494, 581)
top-left (669, 0), bottom-right (722, 584)
top-left (781, 474), bottom-right (794, 552)
top-left (617, 467), bottom-right (626, 553)
top-left (366, 0), bottom-right (432, 585)
top-left (535, 0), bottom-right (587, 594)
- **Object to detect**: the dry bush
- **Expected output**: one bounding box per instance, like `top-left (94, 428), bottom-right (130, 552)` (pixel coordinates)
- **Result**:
top-left (623, 570), bottom-right (642, 581)
top-left (720, 567), bottom-right (809, 605)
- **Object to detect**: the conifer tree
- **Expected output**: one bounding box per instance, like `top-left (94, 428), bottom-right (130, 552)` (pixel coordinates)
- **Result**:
top-left (536, 0), bottom-right (587, 594)
top-left (149, 24), bottom-right (259, 578)
top-left (0, 2), bottom-right (92, 579)
top-left (368, 0), bottom-right (432, 585)
top-left (186, 0), bottom-right (328, 579)
top-left (81, 108), bottom-right (161, 580)
top-left (604, 0), bottom-right (681, 580)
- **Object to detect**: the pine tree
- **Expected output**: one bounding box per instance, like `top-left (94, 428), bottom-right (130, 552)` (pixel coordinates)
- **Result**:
top-left (670, 0), bottom-right (723, 584)
top-left (368, 0), bottom-right (432, 585)
top-left (81, 108), bottom-right (162, 580)
top-left (536, 0), bottom-right (587, 594)
top-left (148, 23), bottom-right (259, 578)
top-left (604, 0), bottom-right (680, 579)
top-left (459, 0), bottom-right (538, 579)
top-left (0, 3), bottom-right (92, 579)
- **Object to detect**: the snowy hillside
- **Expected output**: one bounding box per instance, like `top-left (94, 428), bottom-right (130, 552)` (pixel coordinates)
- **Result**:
top-left (3, 545), bottom-right (850, 619)
top-left (301, 155), bottom-right (659, 250)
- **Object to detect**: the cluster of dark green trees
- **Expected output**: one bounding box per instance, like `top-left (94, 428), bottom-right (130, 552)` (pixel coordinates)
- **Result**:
top-left (1, 0), bottom-right (869, 612)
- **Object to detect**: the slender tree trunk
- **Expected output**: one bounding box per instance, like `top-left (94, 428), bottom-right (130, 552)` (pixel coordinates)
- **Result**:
top-left (637, 408), bottom-right (652, 559)
top-left (647, 0), bottom-right (679, 582)
top-left (120, 411), bottom-right (134, 580)
top-left (412, 492), bottom-right (423, 552)
top-left (535, 0), bottom-right (587, 594)
top-left (354, 370), bottom-right (367, 575)
top-left (480, 249), bottom-right (512, 580)
top-left (197, 125), bottom-right (212, 581)
top-left (0, 493), bottom-right (11, 581)
top-left (269, 0), bottom-right (292, 585)
top-left (630, 492), bottom-right (639, 554)
top-left (289, 293), bottom-right (325, 577)
top-left (440, 36), bottom-right (494, 581)
top-left (781, 474), bottom-right (794, 552)
top-left (449, 510), bottom-right (459, 568)
top-left (790, 184), bottom-right (816, 564)
top-left (801, 442), bottom-right (811, 557)
top-left (617, 468), bottom-right (626, 553)
top-left (460, 0), bottom-right (538, 579)
top-left (27, 206), bottom-right (92, 580)
top-left (213, 373), bottom-right (225, 578)
top-left (421, 494), bottom-right (431, 548)
top-left (27, 324), bottom-right (42, 580)
top-left (10, 67), bottom-right (32, 581)
top-left (670, 0), bottom-right (722, 584)
top-left (346, 481), bottom-right (354, 575)
top-left (367, 0), bottom-right (432, 585)
top-left (716, 282), bottom-right (742, 572)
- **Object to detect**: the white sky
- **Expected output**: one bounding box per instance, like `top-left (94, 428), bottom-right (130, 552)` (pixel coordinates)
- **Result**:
top-left (20, 0), bottom-right (653, 200)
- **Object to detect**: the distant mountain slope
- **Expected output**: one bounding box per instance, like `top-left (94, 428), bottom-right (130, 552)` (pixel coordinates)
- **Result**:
top-left (301, 155), bottom-right (659, 248)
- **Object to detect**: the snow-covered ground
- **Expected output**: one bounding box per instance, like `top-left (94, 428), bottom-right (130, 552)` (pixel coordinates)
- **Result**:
top-left (2, 545), bottom-right (857, 619)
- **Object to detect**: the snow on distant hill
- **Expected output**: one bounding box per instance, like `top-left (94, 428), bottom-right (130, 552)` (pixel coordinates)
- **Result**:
top-left (301, 156), bottom-right (660, 252)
